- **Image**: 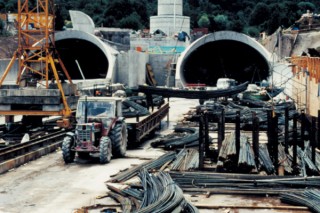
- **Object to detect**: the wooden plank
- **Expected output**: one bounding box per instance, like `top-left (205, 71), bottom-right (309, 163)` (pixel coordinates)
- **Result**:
top-left (146, 63), bottom-right (157, 86)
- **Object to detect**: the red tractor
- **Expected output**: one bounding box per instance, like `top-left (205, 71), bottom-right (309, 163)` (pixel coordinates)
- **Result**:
top-left (62, 96), bottom-right (127, 164)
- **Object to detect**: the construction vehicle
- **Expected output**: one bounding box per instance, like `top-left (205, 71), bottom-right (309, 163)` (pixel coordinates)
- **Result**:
top-left (62, 93), bottom-right (169, 164)
top-left (62, 96), bottom-right (127, 164)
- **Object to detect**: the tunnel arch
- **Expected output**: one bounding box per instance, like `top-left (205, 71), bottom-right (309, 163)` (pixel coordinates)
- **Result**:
top-left (176, 31), bottom-right (273, 87)
top-left (55, 30), bottom-right (118, 81)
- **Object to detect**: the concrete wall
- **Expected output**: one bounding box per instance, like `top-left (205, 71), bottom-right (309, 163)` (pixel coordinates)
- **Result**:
top-left (150, 16), bottom-right (190, 36)
top-left (116, 50), bottom-right (148, 87)
top-left (0, 59), bottom-right (18, 83)
top-left (149, 54), bottom-right (176, 86)
top-left (158, 0), bottom-right (183, 16)
top-left (271, 62), bottom-right (293, 99)
top-left (130, 37), bottom-right (189, 49)
top-left (97, 28), bottom-right (131, 52)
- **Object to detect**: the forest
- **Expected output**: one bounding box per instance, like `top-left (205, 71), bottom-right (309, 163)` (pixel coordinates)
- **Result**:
top-left (0, 0), bottom-right (320, 37)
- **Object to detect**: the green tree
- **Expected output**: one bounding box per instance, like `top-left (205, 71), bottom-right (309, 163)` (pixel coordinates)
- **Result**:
top-left (230, 19), bottom-right (244, 32)
top-left (244, 26), bottom-right (260, 37)
top-left (118, 12), bottom-right (141, 30)
top-left (213, 14), bottom-right (229, 31)
top-left (267, 5), bottom-right (282, 34)
top-left (249, 3), bottom-right (270, 26)
top-left (5, 0), bottom-right (16, 12)
top-left (197, 14), bottom-right (210, 28)
top-left (297, 2), bottom-right (316, 13)
top-left (0, 0), bottom-right (5, 13)
top-left (55, 5), bottom-right (65, 31)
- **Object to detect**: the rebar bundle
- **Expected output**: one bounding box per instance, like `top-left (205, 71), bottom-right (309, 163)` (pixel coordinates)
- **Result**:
top-left (238, 135), bottom-right (256, 172)
top-left (258, 144), bottom-right (275, 174)
top-left (170, 148), bottom-right (199, 171)
top-left (297, 146), bottom-right (319, 176)
top-left (218, 132), bottom-right (236, 161)
top-left (217, 132), bottom-right (237, 171)
top-left (280, 189), bottom-right (320, 213)
top-left (109, 169), bottom-right (200, 213)
top-left (278, 144), bottom-right (293, 174)
top-left (109, 151), bottom-right (176, 183)
top-left (218, 133), bottom-right (257, 172)
top-left (150, 127), bottom-right (199, 150)
top-left (170, 171), bottom-right (320, 189)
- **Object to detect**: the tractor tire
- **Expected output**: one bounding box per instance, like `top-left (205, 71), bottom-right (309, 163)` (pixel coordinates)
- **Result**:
top-left (110, 122), bottom-right (128, 158)
top-left (100, 136), bottom-right (112, 164)
top-left (62, 136), bottom-right (75, 164)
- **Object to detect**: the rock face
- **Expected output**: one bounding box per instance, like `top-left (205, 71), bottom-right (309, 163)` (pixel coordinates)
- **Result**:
top-left (263, 29), bottom-right (320, 59)
top-left (0, 36), bottom-right (18, 59)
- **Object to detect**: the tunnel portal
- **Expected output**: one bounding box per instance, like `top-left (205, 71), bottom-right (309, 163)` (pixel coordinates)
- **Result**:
top-left (177, 31), bottom-right (272, 87)
top-left (55, 38), bottom-right (109, 80)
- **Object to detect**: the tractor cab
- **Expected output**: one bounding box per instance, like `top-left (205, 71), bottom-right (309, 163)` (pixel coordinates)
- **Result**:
top-left (76, 96), bottom-right (123, 123)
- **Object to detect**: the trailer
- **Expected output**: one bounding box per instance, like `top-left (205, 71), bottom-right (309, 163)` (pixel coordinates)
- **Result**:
top-left (126, 101), bottom-right (169, 142)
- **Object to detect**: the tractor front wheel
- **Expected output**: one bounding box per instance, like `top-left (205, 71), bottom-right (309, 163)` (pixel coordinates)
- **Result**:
top-left (100, 136), bottom-right (112, 164)
top-left (62, 135), bottom-right (75, 164)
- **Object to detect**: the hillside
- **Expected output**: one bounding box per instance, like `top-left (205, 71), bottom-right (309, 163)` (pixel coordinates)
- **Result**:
top-left (1, 0), bottom-right (320, 36)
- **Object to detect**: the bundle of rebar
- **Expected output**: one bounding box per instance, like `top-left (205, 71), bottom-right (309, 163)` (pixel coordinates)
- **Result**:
top-left (280, 189), bottom-right (320, 213)
top-left (150, 127), bottom-right (200, 150)
top-left (278, 144), bottom-right (293, 174)
top-left (218, 132), bottom-right (236, 162)
top-left (107, 170), bottom-right (199, 213)
top-left (170, 171), bottom-right (320, 189)
top-left (170, 148), bottom-right (199, 171)
top-left (258, 144), bottom-right (275, 174)
top-left (109, 151), bottom-right (176, 183)
top-left (218, 133), bottom-right (257, 172)
top-left (202, 100), bottom-right (297, 126)
top-left (238, 135), bottom-right (256, 172)
top-left (297, 146), bottom-right (319, 176)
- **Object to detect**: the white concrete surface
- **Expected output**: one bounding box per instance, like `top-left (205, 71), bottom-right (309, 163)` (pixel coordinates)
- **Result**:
top-left (150, 0), bottom-right (190, 36)
top-left (69, 10), bottom-right (95, 34)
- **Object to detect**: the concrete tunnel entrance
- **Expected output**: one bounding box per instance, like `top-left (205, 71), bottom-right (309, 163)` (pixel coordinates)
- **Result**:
top-left (176, 31), bottom-right (272, 87)
top-left (55, 30), bottom-right (118, 81)
top-left (56, 39), bottom-right (109, 79)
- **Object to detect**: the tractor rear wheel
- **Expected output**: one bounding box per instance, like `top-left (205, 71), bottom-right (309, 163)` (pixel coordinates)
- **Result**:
top-left (110, 122), bottom-right (128, 157)
top-left (100, 136), bottom-right (112, 164)
top-left (62, 135), bottom-right (75, 164)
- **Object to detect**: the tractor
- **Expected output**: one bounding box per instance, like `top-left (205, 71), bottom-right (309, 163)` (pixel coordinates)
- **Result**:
top-left (62, 96), bottom-right (127, 164)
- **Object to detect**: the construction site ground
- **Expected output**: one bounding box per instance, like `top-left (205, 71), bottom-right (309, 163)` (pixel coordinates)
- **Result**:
top-left (0, 98), bottom-right (310, 213)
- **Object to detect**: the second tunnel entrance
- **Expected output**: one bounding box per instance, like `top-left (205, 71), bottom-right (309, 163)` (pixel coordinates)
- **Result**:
top-left (176, 31), bottom-right (272, 87)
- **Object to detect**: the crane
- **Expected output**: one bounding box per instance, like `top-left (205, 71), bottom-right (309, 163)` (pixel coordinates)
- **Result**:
top-left (0, 0), bottom-right (76, 126)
